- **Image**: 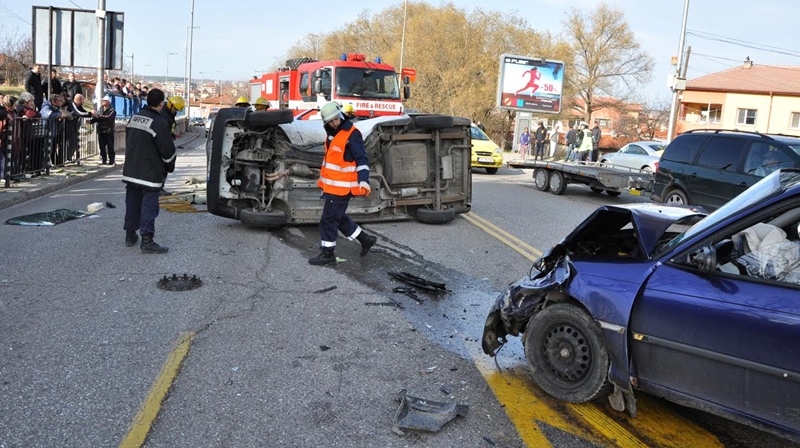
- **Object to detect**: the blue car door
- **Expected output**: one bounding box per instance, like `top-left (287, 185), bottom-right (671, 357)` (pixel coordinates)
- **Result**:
top-left (628, 205), bottom-right (800, 434)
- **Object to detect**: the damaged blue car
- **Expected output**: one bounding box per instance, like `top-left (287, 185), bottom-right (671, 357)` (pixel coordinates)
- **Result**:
top-left (483, 170), bottom-right (800, 443)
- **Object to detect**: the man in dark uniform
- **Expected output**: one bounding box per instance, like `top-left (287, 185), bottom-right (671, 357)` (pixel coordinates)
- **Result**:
top-left (122, 88), bottom-right (176, 254)
top-left (23, 64), bottom-right (43, 110)
top-left (308, 101), bottom-right (377, 266)
top-left (89, 95), bottom-right (117, 164)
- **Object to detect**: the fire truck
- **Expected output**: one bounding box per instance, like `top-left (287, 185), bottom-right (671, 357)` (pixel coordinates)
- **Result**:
top-left (250, 53), bottom-right (410, 119)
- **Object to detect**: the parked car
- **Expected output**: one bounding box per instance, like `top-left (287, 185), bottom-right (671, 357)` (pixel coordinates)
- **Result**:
top-left (206, 108), bottom-right (472, 227)
top-left (652, 130), bottom-right (800, 211)
top-left (190, 117), bottom-right (205, 127)
top-left (470, 125), bottom-right (503, 174)
top-left (599, 141), bottom-right (664, 172)
top-left (482, 169), bottom-right (800, 443)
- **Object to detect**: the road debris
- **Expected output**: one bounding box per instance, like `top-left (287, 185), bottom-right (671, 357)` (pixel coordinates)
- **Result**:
top-left (314, 286), bottom-right (337, 294)
top-left (105, 201), bottom-right (117, 209)
top-left (5, 209), bottom-right (90, 226)
top-left (392, 286), bottom-right (424, 303)
top-left (391, 390), bottom-right (468, 435)
top-left (388, 271), bottom-right (451, 294)
top-left (156, 274), bottom-right (203, 291)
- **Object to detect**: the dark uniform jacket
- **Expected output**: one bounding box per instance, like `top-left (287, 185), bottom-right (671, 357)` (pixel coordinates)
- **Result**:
top-left (122, 106), bottom-right (176, 191)
top-left (42, 78), bottom-right (63, 98)
top-left (90, 105), bottom-right (116, 134)
top-left (160, 106), bottom-right (177, 139)
top-left (62, 81), bottom-right (82, 98)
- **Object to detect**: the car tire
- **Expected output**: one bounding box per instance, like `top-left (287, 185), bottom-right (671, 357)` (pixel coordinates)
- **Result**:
top-left (665, 188), bottom-right (689, 206)
top-left (641, 166), bottom-right (653, 172)
top-left (239, 208), bottom-right (287, 228)
top-left (590, 187), bottom-right (604, 194)
top-left (606, 191), bottom-right (622, 197)
top-left (415, 207), bottom-right (456, 224)
top-left (548, 171), bottom-right (567, 195)
top-left (534, 168), bottom-right (550, 191)
top-left (243, 109), bottom-right (294, 129)
top-left (486, 167), bottom-right (498, 174)
top-left (413, 115), bottom-right (454, 129)
top-left (524, 303), bottom-right (612, 403)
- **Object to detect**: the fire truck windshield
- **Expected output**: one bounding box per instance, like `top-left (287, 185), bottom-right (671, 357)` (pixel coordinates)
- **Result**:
top-left (335, 68), bottom-right (400, 100)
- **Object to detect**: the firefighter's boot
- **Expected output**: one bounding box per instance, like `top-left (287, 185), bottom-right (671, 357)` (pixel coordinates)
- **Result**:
top-left (356, 232), bottom-right (377, 256)
top-left (141, 235), bottom-right (169, 254)
top-left (309, 248), bottom-right (336, 266)
top-left (125, 231), bottom-right (139, 247)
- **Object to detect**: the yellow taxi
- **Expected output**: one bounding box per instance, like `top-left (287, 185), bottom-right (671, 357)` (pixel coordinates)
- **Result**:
top-left (470, 125), bottom-right (503, 174)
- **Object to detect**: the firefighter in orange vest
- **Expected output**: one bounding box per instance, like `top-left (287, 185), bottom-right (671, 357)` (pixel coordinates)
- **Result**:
top-left (308, 101), bottom-right (377, 266)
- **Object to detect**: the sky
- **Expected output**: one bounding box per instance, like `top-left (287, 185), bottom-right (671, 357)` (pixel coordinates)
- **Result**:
top-left (3, 0), bottom-right (800, 103)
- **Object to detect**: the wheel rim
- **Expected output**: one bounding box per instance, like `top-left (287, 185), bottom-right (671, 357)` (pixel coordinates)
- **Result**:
top-left (550, 173), bottom-right (562, 191)
top-left (666, 193), bottom-right (685, 205)
top-left (540, 322), bottom-right (592, 384)
top-left (536, 170), bottom-right (547, 188)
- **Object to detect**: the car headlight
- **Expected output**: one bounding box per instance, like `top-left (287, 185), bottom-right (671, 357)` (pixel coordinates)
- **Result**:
top-left (494, 147), bottom-right (502, 154)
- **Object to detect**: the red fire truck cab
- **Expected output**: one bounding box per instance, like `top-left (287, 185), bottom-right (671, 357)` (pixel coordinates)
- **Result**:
top-left (250, 53), bottom-right (410, 119)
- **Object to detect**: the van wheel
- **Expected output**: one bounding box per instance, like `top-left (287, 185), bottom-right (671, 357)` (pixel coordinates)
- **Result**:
top-left (239, 209), bottom-right (287, 228)
top-left (415, 207), bottom-right (456, 224)
top-left (486, 167), bottom-right (498, 174)
top-left (606, 191), bottom-right (621, 197)
top-left (414, 115), bottom-right (454, 129)
top-left (665, 188), bottom-right (689, 206)
top-left (590, 187), bottom-right (604, 194)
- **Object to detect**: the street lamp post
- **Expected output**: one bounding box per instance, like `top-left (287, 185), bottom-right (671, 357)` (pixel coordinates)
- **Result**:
top-left (184, 25), bottom-right (200, 107)
top-left (216, 71), bottom-right (222, 106)
top-left (165, 52), bottom-right (177, 91)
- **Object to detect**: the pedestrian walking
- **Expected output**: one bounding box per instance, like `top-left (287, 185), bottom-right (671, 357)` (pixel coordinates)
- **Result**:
top-left (591, 120), bottom-right (601, 163)
top-left (24, 65), bottom-right (43, 110)
top-left (548, 120), bottom-right (563, 159)
top-left (533, 121), bottom-right (547, 161)
top-left (122, 88), bottom-right (176, 254)
top-left (308, 101), bottom-right (377, 266)
top-left (518, 127), bottom-right (531, 159)
top-left (89, 95), bottom-right (117, 165)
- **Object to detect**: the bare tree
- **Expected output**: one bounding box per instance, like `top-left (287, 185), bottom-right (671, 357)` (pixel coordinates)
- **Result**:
top-left (564, 3), bottom-right (654, 123)
top-left (639, 99), bottom-right (671, 140)
top-left (0, 24), bottom-right (32, 86)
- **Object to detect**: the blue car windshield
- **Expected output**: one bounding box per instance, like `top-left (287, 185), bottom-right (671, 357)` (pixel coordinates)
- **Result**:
top-left (659, 170), bottom-right (800, 254)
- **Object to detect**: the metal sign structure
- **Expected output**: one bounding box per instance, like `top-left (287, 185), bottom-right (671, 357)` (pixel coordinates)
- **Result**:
top-left (32, 6), bottom-right (124, 70)
top-left (496, 54), bottom-right (564, 114)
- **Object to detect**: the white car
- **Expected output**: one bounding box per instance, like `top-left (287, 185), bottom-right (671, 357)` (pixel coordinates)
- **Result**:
top-left (600, 141), bottom-right (665, 172)
top-left (204, 112), bottom-right (217, 136)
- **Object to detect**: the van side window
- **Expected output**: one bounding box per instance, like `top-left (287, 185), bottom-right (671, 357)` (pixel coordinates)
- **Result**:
top-left (695, 137), bottom-right (748, 171)
top-left (662, 134), bottom-right (707, 164)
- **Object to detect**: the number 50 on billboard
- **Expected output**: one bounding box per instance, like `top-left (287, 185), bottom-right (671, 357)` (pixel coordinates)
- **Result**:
top-left (496, 54), bottom-right (564, 114)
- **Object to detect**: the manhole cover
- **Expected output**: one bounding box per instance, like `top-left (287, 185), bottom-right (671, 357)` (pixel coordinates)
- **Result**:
top-left (157, 274), bottom-right (203, 291)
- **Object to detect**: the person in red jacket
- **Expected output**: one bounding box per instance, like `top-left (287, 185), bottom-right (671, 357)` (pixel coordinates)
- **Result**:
top-left (308, 101), bottom-right (377, 266)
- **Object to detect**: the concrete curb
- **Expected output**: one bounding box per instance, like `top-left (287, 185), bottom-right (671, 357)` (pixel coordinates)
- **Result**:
top-left (0, 132), bottom-right (204, 212)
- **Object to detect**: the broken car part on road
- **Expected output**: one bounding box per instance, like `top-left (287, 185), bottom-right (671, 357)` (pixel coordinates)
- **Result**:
top-left (392, 390), bottom-right (468, 435)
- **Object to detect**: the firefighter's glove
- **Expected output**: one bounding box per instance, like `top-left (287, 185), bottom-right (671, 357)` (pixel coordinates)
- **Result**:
top-left (358, 181), bottom-right (371, 197)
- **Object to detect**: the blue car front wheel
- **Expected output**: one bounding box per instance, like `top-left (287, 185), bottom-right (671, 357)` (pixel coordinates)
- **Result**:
top-left (524, 303), bottom-right (612, 403)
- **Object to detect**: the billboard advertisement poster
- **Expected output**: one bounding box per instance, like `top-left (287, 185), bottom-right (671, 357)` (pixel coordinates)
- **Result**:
top-left (496, 54), bottom-right (564, 114)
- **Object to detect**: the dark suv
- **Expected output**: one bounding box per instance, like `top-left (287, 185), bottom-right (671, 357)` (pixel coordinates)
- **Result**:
top-left (652, 130), bottom-right (800, 210)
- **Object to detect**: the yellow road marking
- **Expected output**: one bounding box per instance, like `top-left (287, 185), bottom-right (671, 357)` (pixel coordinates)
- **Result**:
top-left (119, 332), bottom-right (195, 448)
top-left (461, 212), bottom-right (542, 261)
top-left (464, 214), bottom-right (724, 447)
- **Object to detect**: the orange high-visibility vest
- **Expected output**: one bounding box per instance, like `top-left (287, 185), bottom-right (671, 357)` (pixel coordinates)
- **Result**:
top-left (318, 126), bottom-right (366, 196)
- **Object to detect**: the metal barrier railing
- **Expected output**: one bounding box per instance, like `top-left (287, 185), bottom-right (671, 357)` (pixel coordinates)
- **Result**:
top-left (2, 116), bottom-right (101, 187)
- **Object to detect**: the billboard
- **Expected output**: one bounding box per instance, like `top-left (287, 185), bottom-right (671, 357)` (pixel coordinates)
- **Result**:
top-left (32, 7), bottom-right (124, 70)
top-left (496, 54), bottom-right (564, 114)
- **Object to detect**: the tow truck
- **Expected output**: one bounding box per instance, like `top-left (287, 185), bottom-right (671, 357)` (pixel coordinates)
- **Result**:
top-left (250, 53), bottom-right (410, 120)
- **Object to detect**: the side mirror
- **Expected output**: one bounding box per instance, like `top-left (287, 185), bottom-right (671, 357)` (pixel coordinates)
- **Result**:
top-left (689, 246), bottom-right (716, 272)
top-left (403, 85), bottom-right (411, 100)
top-left (312, 79), bottom-right (321, 95)
top-left (403, 75), bottom-right (410, 85)
top-left (313, 69), bottom-right (321, 80)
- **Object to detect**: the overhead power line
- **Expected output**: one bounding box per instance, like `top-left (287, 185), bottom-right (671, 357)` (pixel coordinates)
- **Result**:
top-left (686, 29), bottom-right (800, 59)
top-left (0, 2), bottom-right (31, 25)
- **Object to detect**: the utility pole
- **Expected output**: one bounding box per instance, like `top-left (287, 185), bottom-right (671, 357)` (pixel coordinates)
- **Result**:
top-left (96, 0), bottom-right (106, 104)
top-left (165, 52), bottom-right (177, 88)
top-left (399, 0), bottom-right (407, 74)
top-left (186, 0), bottom-right (195, 130)
top-left (666, 0), bottom-right (690, 143)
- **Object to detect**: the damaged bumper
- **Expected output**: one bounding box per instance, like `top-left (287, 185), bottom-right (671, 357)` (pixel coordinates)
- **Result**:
top-left (481, 255), bottom-right (572, 355)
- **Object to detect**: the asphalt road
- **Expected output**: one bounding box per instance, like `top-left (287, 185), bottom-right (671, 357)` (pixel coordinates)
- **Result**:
top-left (0, 141), bottom-right (797, 448)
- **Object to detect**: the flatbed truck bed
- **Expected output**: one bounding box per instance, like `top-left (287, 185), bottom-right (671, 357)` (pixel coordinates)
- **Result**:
top-left (506, 158), bottom-right (653, 196)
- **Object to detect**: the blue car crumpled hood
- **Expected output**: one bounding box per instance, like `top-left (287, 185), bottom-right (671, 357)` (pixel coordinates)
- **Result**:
top-left (482, 203), bottom-right (706, 356)
top-left (563, 203), bottom-right (707, 259)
